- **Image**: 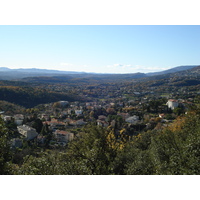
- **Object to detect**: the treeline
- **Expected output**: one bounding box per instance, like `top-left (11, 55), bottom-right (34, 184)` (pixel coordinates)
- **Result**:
top-left (0, 86), bottom-right (81, 108)
top-left (0, 101), bottom-right (25, 115)
top-left (1, 107), bottom-right (200, 175)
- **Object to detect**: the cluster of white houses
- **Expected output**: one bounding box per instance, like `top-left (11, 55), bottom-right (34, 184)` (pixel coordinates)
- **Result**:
top-left (0, 98), bottom-right (193, 148)
top-left (16, 124), bottom-right (74, 145)
top-left (2, 114), bottom-right (24, 125)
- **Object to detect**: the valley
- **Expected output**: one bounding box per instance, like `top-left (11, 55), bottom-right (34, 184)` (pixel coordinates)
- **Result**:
top-left (0, 65), bottom-right (200, 175)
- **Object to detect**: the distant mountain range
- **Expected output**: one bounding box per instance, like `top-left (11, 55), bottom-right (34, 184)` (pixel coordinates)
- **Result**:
top-left (143, 65), bottom-right (200, 80)
top-left (146, 65), bottom-right (199, 76)
top-left (0, 65), bottom-right (199, 81)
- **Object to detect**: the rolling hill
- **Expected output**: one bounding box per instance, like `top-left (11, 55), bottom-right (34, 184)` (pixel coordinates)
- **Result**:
top-left (146, 65), bottom-right (199, 76)
top-left (0, 65), bottom-right (199, 81)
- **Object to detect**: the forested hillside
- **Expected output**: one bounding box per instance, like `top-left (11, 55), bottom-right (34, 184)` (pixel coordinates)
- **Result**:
top-left (0, 101), bottom-right (25, 115)
top-left (0, 85), bottom-right (82, 108)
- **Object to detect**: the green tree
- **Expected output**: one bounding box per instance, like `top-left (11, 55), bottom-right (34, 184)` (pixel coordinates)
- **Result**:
top-left (61, 125), bottom-right (117, 175)
top-left (40, 123), bottom-right (49, 136)
top-left (32, 118), bottom-right (43, 133)
top-left (0, 117), bottom-right (12, 174)
top-left (112, 131), bottom-right (154, 175)
top-left (173, 107), bottom-right (184, 116)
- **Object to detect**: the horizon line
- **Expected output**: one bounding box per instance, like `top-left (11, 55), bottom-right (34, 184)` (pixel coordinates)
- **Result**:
top-left (0, 65), bottom-right (199, 75)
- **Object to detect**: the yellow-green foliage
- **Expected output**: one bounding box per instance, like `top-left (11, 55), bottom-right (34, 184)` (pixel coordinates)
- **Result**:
top-left (6, 108), bottom-right (200, 175)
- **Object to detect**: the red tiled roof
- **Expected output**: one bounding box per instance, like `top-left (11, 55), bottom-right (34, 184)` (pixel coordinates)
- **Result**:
top-left (168, 99), bottom-right (178, 102)
top-left (55, 130), bottom-right (70, 135)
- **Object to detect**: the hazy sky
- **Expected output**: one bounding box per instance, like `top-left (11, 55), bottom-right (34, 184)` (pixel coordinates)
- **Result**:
top-left (0, 25), bottom-right (199, 73)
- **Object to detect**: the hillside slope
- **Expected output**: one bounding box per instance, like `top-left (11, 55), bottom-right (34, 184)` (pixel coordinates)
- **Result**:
top-left (147, 65), bottom-right (199, 76)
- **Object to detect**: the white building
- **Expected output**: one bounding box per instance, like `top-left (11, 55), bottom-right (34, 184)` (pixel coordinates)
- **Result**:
top-left (125, 115), bottom-right (140, 124)
top-left (97, 120), bottom-right (109, 127)
top-left (14, 114), bottom-right (24, 125)
top-left (166, 99), bottom-right (179, 110)
top-left (3, 115), bottom-right (12, 122)
top-left (75, 110), bottom-right (83, 115)
top-left (54, 130), bottom-right (74, 143)
top-left (86, 102), bottom-right (91, 106)
top-left (76, 119), bottom-right (87, 126)
top-left (110, 103), bottom-right (115, 106)
top-left (17, 125), bottom-right (38, 140)
top-left (134, 92), bottom-right (140, 95)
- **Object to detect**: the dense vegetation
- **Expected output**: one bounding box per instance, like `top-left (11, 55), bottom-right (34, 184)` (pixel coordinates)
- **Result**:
top-left (0, 101), bottom-right (25, 115)
top-left (0, 106), bottom-right (200, 175)
top-left (0, 85), bottom-right (82, 108)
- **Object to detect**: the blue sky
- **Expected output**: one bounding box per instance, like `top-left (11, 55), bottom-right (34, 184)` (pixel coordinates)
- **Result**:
top-left (0, 25), bottom-right (199, 73)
